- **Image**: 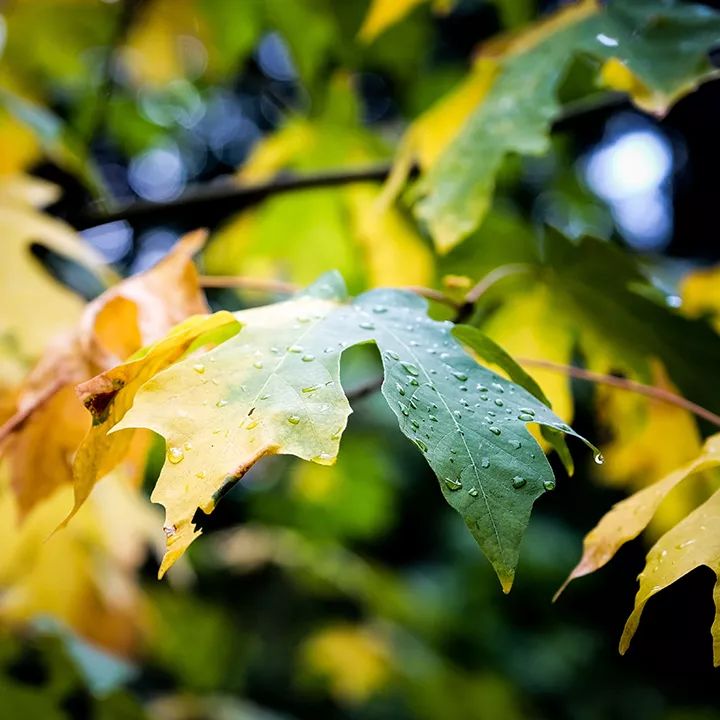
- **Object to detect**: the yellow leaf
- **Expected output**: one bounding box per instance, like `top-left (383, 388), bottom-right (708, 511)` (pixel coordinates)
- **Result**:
top-left (302, 624), bottom-right (392, 703)
top-left (621, 484), bottom-right (720, 666)
top-left (680, 263), bottom-right (720, 333)
top-left (560, 434), bottom-right (720, 591)
top-left (0, 463), bottom-right (158, 656)
top-left (70, 310), bottom-right (240, 528)
top-left (595, 362), bottom-right (703, 531)
top-left (0, 230), bottom-right (212, 517)
top-left (481, 286), bottom-right (574, 423)
top-left (358, 0), bottom-right (427, 42)
top-left (0, 174), bottom-right (109, 358)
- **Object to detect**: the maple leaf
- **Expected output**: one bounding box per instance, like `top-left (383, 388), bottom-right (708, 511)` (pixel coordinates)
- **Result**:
top-left (387, 0), bottom-right (720, 251)
top-left (0, 230), bottom-right (210, 516)
top-left (557, 434), bottom-right (720, 666)
top-left (78, 272), bottom-right (595, 589)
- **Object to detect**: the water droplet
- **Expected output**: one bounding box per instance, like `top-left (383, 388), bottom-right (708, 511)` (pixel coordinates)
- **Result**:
top-left (287, 415), bottom-right (301, 425)
top-left (401, 362), bottom-right (419, 376)
top-left (676, 539), bottom-right (696, 549)
top-left (518, 413), bottom-right (534, 422)
top-left (167, 446), bottom-right (184, 464)
top-left (193, 363), bottom-right (205, 374)
top-left (395, 383), bottom-right (405, 396)
top-left (479, 395), bottom-right (488, 402)
top-left (400, 404), bottom-right (409, 417)
top-left (385, 350), bottom-right (400, 361)
top-left (270, 346), bottom-right (280, 354)
top-left (468, 487), bottom-right (479, 497)
top-left (372, 305), bottom-right (387, 314)
top-left (216, 399), bottom-right (228, 408)
top-left (453, 410), bottom-right (462, 420)
top-left (163, 524), bottom-right (176, 538)
top-left (492, 383), bottom-right (504, 393)
top-left (414, 439), bottom-right (428, 452)
top-left (477, 385), bottom-right (488, 392)
top-left (481, 458), bottom-right (490, 469)
top-left (596, 32), bottom-right (619, 47)
top-left (543, 479), bottom-right (556, 491)
top-left (594, 451), bottom-right (605, 465)
top-left (429, 414), bottom-right (438, 422)
top-left (288, 345), bottom-right (303, 353)
top-left (359, 321), bottom-right (375, 330)
top-left (452, 371), bottom-right (468, 382)
top-left (409, 399), bottom-right (418, 409)
top-left (253, 360), bottom-right (263, 369)
top-left (494, 398), bottom-right (504, 407)
top-left (511, 440), bottom-right (522, 450)
top-left (323, 346), bottom-right (334, 354)
top-left (444, 478), bottom-right (462, 491)
top-left (301, 354), bottom-right (315, 362)
top-left (512, 476), bottom-right (526, 489)
top-left (302, 385), bottom-right (319, 394)
top-left (183, 441), bottom-right (193, 451)
top-left (195, 471), bottom-right (206, 479)
top-left (489, 426), bottom-right (501, 436)
top-left (519, 407), bottom-right (535, 416)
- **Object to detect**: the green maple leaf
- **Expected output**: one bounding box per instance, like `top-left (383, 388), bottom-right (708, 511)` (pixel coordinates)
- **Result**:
top-left (77, 273), bottom-right (595, 590)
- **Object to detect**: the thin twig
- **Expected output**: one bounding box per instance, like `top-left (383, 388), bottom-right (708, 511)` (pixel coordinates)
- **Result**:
top-left (455, 263), bottom-right (532, 323)
top-left (516, 357), bottom-right (720, 429)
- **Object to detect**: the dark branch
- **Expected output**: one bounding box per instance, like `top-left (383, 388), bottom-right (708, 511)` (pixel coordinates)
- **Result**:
top-left (75, 164), bottom-right (403, 229)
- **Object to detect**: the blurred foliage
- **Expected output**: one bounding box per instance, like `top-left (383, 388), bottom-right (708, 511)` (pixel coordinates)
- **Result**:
top-left (0, 0), bottom-right (720, 719)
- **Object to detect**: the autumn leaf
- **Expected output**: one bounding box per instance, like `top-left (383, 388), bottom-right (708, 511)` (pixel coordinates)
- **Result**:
top-left (79, 272), bottom-right (594, 589)
top-left (390, 0), bottom-right (720, 251)
top-left (557, 434), bottom-right (720, 665)
top-left (0, 230), bottom-right (210, 516)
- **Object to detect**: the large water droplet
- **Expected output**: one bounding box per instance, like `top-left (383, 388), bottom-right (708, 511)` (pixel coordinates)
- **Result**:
top-left (193, 363), bottom-right (205, 374)
top-left (489, 426), bottom-right (501, 436)
top-left (288, 345), bottom-right (303, 353)
top-left (594, 451), bottom-right (605, 465)
top-left (167, 446), bottom-right (184, 464)
top-left (512, 476), bottom-right (526, 489)
top-left (452, 371), bottom-right (468, 382)
top-left (518, 413), bottom-right (534, 422)
top-left (287, 415), bottom-right (301, 425)
top-left (301, 354), bottom-right (315, 363)
top-left (543, 479), bottom-right (556, 491)
top-left (519, 407), bottom-right (535, 416)
top-left (468, 487), bottom-right (479, 497)
top-left (494, 398), bottom-right (504, 407)
top-left (216, 399), bottom-right (228, 408)
top-left (396, 383), bottom-right (405, 396)
top-left (481, 457), bottom-right (490, 469)
top-left (676, 539), bottom-right (696, 549)
top-left (401, 362), bottom-right (419, 376)
top-left (414, 439), bottom-right (428, 452)
top-left (253, 360), bottom-right (263, 369)
top-left (372, 305), bottom-right (387, 314)
top-left (359, 321), bottom-right (375, 330)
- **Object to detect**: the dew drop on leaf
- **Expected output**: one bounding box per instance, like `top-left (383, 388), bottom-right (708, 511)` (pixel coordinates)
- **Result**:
top-left (287, 415), bottom-right (301, 425)
top-left (167, 446), bottom-right (185, 464)
top-left (543, 479), bottom-right (556, 491)
top-left (193, 363), bottom-right (205, 374)
top-left (444, 478), bottom-right (462, 491)
top-left (512, 476), bottom-right (527, 489)
top-left (489, 426), bottom-right (501, 436)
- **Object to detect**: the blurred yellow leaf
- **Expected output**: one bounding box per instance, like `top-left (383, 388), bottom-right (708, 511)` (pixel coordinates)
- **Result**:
top-left (680, 263), bottom-right (720, 333)
top-left (0, 463), bottom-right (158, 656)
top-left (0, 175), bottom-right (108, 359)
top-left (595, 362), bottom-right (703, 531)
top-left (206, 81), bottom-right (432, 291)
top-left (302, 623), bottom-right (392, 703)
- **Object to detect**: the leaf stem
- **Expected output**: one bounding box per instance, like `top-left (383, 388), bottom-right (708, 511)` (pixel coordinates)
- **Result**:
top-left (516, 357), bottom-right (720, 429)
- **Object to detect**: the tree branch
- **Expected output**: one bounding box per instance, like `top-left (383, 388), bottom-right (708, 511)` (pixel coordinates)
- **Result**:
top-left (77, 164), bottom-right (401, 228)
top-left (516, 357), bottom-right (720, 429)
